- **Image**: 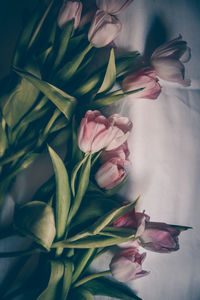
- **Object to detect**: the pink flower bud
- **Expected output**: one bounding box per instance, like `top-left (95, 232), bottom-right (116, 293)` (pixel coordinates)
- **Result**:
top-left (122, 67), bottom-right (162, 100)
top-left (95, 157), bottom-right (126, 189)
top-left (101, 141), bottom-right (130, 165)
top-left (110, 248), bottom-right (149, 282)
top-left (77, 110), bottom-right (132, 154)
top-left (57, 0), bottom-right (82, 29)
top-left (139, 222), bottom-right (181, 253)
top-left (88, 10), bottom-right (122, 48)
top-left (151, 35), bottom-right (191, 86)
top-left (96, 0), bottom-right (133, 15)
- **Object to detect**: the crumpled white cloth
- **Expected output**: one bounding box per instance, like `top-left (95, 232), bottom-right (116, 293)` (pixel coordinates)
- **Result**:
top-left (0, 1), bottom-right (200, 300)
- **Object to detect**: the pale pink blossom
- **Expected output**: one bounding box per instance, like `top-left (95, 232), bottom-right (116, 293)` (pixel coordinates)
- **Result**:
top-left (122, 67), bottom-right (161, 100)
top-left (110, 248), bottom-right (149, 282)
top-left (77, 110), bottom-right (132, 154)
top-left (88, 10), bottom-right (122, 48)
top-left (113, 205), bottom-right (182, 253)
top-left (96, 0), bottom-right (133, 15)
top-left (95, 157), bottom-right (126, 189)
top-left (57, 0), bottom-right (82, 29)
top-left (151, 35), bottom-right (191, 86)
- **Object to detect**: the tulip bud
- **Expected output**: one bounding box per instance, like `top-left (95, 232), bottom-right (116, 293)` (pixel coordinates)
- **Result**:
top-left (96, 0), bottom-right (133, 15)
top-left (14, 201), bottom-right (56, 251)
top-left (101, 141), bottom-right (130, 164)
top-left (95, 157), bottom-right (126, 189)
top-left (122, 67), bottom-right (162, 100)
top-left (110, 248), bottom-right (149, 282)
top-left (57, 0), bottom-right (83, 29)
top-left (139, 222), bottom-right (181, 253)
top-left (88, 10), bottom-right (122, 48)
top-left (151, 35), bottom-right (191, 86)
top-left (77, 110), bottom-right (132, 154)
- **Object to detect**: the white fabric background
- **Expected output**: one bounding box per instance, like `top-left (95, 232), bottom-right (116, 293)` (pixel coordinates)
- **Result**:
top-left (0, 1), bottom-right (200, 300)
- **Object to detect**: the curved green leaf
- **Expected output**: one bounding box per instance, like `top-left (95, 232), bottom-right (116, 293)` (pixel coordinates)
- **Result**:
top-left (98, 48), bottom-right (116, 94)
top-left (48, 146), bottom-right (71, 240)
top-left (68, 154), bottom-right (92, 224)
top-left (13, 66), bottom-right (77, 121)
top-left (37, 260), bottom-right (64, 300)
top-left (14, 201), bottom-right (56, 251)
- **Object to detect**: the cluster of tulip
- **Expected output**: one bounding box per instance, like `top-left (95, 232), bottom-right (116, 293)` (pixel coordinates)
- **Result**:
top-left (76, 109), bottom-right (188, 283)
top-left (0, 0), bottom-right (191, 299)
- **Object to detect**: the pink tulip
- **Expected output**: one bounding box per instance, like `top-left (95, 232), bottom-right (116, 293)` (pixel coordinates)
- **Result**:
top-left (122, 67), bottom-right (162, 100)
top-left (139, 222), bottom-right (181, 253)
top-left (78, 110), bottom-right (132, 154)
top-left (110, 248), bottom-right (149, 282)
top-left (96, 0), bottom-right (133, 15)
top-left (95, 157), bottom-right (126, 189)
top-left (151, 35), bottom-right (191, 86)
top-left (101, 141), bottom-right (130, 164)
top-left (57, 0), bottom-right (82, 29)
top-left (113, 205), bottom-right (181, 253)
top-left (88, 10), bottom-right (122, 48)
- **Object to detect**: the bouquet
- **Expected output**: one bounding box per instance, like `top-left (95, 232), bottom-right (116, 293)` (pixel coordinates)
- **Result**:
top-left (0, 0), bottom-right (192, 299)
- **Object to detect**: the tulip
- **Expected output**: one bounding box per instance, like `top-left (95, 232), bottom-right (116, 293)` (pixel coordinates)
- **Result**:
top-left (57, 0), bottom-right (82, 29)
top-left (88, 10), bottom-right (122, 48)
top-left (95, 157), bottom-right (126, 189)
top-left (101, 141), bottom-right (130, 164)
top-left (139, 222), bottom-right (181, 253)
top-left (77, 110), bottom-right (132, 154)
top-left (113, 205), bottom-right (182, 253)
top-left (110, 248), bottom-right (149, 282)
top-left (122, 67), bottom-right (162, 100)
top-left (96, 0), bottom-right (133, 15)
top-left (151, 35), bottom-right (191, 86)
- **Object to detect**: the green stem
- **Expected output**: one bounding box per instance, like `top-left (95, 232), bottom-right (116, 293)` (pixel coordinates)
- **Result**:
top-left (43, 108), bottom-right (60, 137)
top-left (73, 270), bottom-right (111, 288)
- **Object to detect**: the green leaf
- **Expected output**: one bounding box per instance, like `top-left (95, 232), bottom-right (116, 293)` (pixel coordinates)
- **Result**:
top-left (48, 146), bottom-right (71, 240)
top-left (52, 234), bottom-right (136, 249)
top-left (2, 80), bottom-right (40, 128)
top-left (72, 248), bottom-right (95, 283)
top-left (65, 198), bottom-right (138, 243)
top-left (70, 195), bottom-right (119, 230)
top-left (55, 43), bottom-right (93, 82)
top-left (98, 48), bottom-right (116, 94)
top-left (61, 260), bottom-right (74, 299)
top-left (68, 154), bottom-right (92, 224)
top-left (70, 287), bottom-right (94, 300)
top-left (13, 66), bottom-right (77, 121)
top-left (100, 226), bottom-right (136, 238)
top-left (115, 51), bottom-right (140, 77)
top-left (14, 201), bottom-right (56, 251)
top-left (37, 260), bottom-right (64, 300)
top-left (12, 0), bottom-right (54, 66)
top-left (52, 20), bottom-right (74, 72)
top-left (82, 277), bottom-right (142, 300)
